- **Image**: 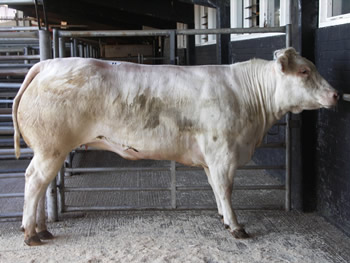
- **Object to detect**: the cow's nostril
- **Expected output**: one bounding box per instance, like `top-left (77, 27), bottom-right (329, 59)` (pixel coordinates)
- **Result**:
top-left (333, 93), bottom-right (339, 100)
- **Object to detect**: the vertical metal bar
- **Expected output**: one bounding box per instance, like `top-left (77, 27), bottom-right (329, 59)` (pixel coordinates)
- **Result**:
top-left (89, 45), bottom-right (94, 58)
top-left (78, 43), bottom-right (83, 57)
top-left (286, 24), bottom-right (292, 48)
top-left (53, 28), bottom-right (59, 58)
top-left (39, 29), bottom-right (51, 61)
top-left (169, 30), bottom-right (176, 65)
top-left (23, 46), bottom-right (28, 64)
top-left (57, 165), bottom-right (65, 213)
top-left (59, 37), bottom-right (66, 58)
top-left (285, 113), bottom-right (292, 211)
top-left (170, 161), bottom-right (176, 209)
top-left (70, 40), bottom-right (74, 57)
top-left (73, 39), bottom-right (78, 57)
top-left (285, 23), bottom-right (292, 211)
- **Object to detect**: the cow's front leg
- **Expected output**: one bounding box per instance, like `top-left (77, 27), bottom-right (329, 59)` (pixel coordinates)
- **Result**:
top-left (208, 164), bottom-right (249, 239)
top-left (204, 167), bottom-right (223, 218)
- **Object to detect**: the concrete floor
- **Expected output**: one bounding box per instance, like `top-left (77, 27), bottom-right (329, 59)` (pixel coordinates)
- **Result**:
top-left (1, 152), bottom-right (350, 262)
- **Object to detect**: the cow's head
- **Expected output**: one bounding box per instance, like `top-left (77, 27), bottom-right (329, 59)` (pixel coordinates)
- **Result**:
top-left (274, 47), bottom-right (339, 114)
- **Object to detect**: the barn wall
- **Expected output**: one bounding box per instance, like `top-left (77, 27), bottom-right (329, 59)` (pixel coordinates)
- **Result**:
top-left (231, 35), bottom-right (285, 63)
top-left (194, 44), bottom-right (217, 65)
top-left (314, 23), bottom-right (350, 235)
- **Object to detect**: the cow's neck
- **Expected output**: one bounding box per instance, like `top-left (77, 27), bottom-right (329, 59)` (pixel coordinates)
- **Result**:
top-left (235, 59), bottom-right (282, 140)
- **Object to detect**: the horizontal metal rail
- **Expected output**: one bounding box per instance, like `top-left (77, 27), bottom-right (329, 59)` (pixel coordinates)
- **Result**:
top-left (0, 172), bottom-right (24, 179)
top-left (63, 184), bottom-right (285, 193)
top-left (0, 63), bottom-right (34, 68)
top-left (0, 148), bottom-right (33, 155)
top-left (0, 39), bottom-right (39, 44)
top-left (64, 164), bottom-right (285, 174)
top-left (64, 167), bottom-right (170, 173)
top-left (177, 184), bottom-right (285, 191)
top-left (0, 69), bottom-right (29, 76)
top-left (64, 204), bottom-right (283, 212)
top-left (0, 55), bottom-right (40, 60)
top-left (0, 212), bottom-right (22, 218)
top-left (0, 83), bottom-right (22, 89)
top-left (176, 26), bottom-right (285, 35)
top-left (0, 99), bottom-right (13, 104)
top-left (58, 26), bottom-right (286, 38)
top-left (0, 193), bottom-right (24, 198)
top-left (0, 127), bottom-right (13, 135)
top-left (0, 26), bottom-right (39, 31)
top-left (0, 32), bottom-right (38, 39)
top-left (64, 187), bottom-right (171, 192)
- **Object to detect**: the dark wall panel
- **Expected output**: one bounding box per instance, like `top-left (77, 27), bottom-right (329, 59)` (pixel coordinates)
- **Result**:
top-left (194, 44), bottom-right (217, 65)
top-left (315, 23), bottom-right (350, 235)
top-left (231, 35), bottom-right (285, 63)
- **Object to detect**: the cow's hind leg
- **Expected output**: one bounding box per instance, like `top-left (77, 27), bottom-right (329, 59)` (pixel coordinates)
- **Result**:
top-left (208, 164), bottom-right (249, 239)
top-left (22, 153), bottom-right (65, 246)
top-left (36, 194), bottom-right (54, 240)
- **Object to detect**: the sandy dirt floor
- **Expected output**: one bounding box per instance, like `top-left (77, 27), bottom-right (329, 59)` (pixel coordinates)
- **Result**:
top-left (1, 210), bottom-right (350, 263)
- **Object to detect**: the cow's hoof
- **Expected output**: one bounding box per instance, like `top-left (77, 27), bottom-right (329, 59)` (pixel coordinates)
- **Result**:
top-left (232, 228), bottom-right (250, 239)
top-left (37, 230), bottom-right (54, 240)
top-left (24, 235), bottom-right (42, 246)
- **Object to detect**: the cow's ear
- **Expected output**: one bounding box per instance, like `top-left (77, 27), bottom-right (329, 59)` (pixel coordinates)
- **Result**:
top-left (274, 48), bottom-right (297, 74)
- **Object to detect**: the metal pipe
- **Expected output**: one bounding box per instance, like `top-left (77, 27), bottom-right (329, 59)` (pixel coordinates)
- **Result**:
top-left (0, 55), bottom-right (40, 60)
top-left (0, 148), bottom-right (33, 155)
top-left (64, 167), bottom-right (170, 173)
top-left (0, 32), bottom-right (38, 39)
top-left (57, 165), bottom-right (65, 213)
top-left (78, 43), bottom-right (83, 57)
top-left (0, 193), bottom-right (24, 198)
top-left (170, 161), bottom-right (176, 209)
top-left (0, 173), bottom-right (24, 179)
top-left (0, 26), bottom-right (38, 31)
top-left (59, 37), bottom-right (66, 58)
top-left (53, 29), bottom-right (59, 58)
top-left (286, 24), bottom-right (292, 48)
top-left (176, 26), bottom-right (285, 35)
top-left (59, 30), bottom-right (172, 38)
top-left (0, 212), bottom-right (22, 218)
top-left (342, 94), bottom-right (350, 102)
top-left (286, 113), bottom-right (292, 211)
top-left (0, 69), bottom-right (29, 77)
top-left (58, 27), bottom-right (286, 38)
top-left (0, 83), bottom-right (22, 88)
top-left (169, 30), bottom-right (176, 65)
top-left (65, 187), bottom-right (171, 192)
top-left (73, 39), bottom-right (78, 57)
top-left (0, 38), bottom-right (39, 44)
top-left (177, 184), bottom-right (285, 191)
top-left (39, 29), bottom-right (51, 61)
top-left (65, 206), bottom-right (173, 212)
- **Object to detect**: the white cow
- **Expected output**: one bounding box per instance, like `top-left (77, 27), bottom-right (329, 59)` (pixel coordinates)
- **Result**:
top-left (13, 47), bottom-right (338, 246)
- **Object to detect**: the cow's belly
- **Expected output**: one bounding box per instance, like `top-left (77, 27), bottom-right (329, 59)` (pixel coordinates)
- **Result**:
top-left (84, 132), bottom-right (207, 167)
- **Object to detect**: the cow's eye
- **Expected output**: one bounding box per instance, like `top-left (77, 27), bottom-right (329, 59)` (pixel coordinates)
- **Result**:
top-left (298, 67), bottom-right (310, 77)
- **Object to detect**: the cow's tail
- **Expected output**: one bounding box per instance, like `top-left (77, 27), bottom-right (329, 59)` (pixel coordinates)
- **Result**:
top-left (13, 62), bottom-right (42, 159)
